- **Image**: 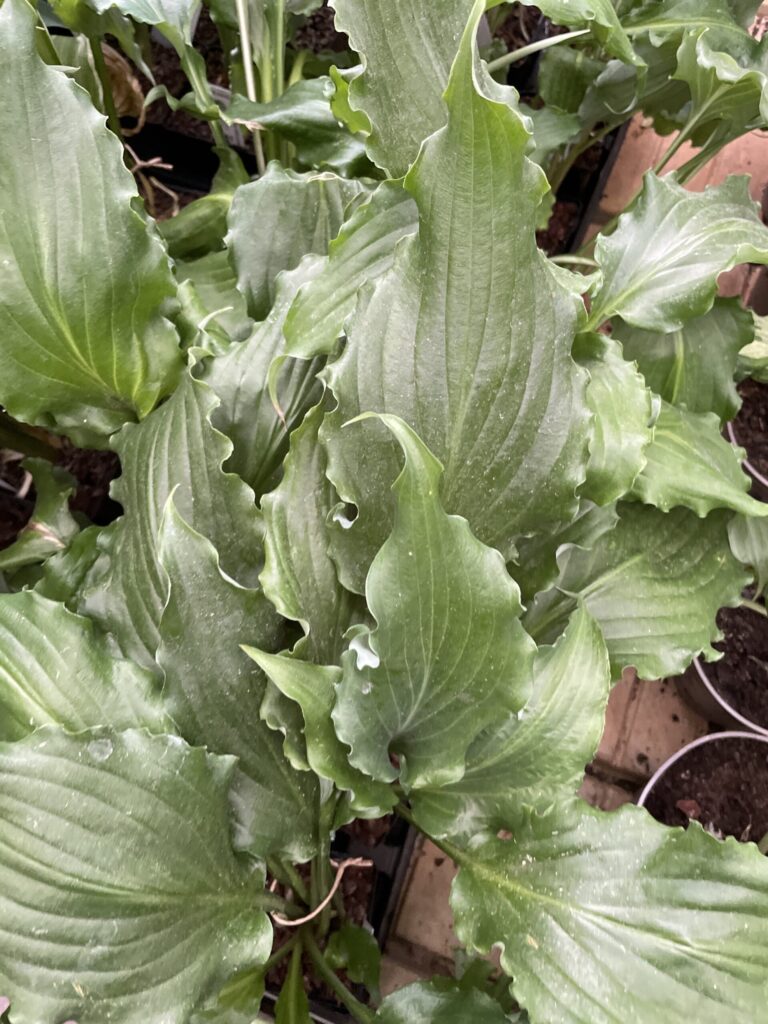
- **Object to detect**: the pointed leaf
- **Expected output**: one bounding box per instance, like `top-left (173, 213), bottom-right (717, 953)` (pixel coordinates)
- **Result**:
top-left (576, 333), bottom-right (653, 505)
top-left (0, 728), bottom-right (272, 1024)
top-left (331, 415), bottom-right (534, 789)
top-left (377, 979), bottom-right (510, 1024)
top-left (243, 650), bottom-right (394, 816)
top-left (81, 369), bottom-right (263, 669)
top-left (226, 163), bottom-right (369, 320)
top-left (260, 403), bottom-right (359, 663)
top-left (518, 0), bottom-right (639, 64)
top-left (176, 250), bottom-right (252, 344)
top-left (0, 0), bottom-right (182, 443)
top-left (323, 10), bottom-right (590, 587)
top-left (156, 501), bottom-right (320, 862)
top-left (329, 0), bottom-right (476, 176)
top-left (202, 259), bottom-right (325, 497)
top-left (411, 606), bottom-right (610, 840)
top-left (618, 298), bottom-right (753, 421)
top-left (281, 181), bottom-right (419, 370)
top-left (227, 78), bottom-right (370, 175)
top-left (0, 590), bottom-right (163, 742)
top-left (274, 945), bottom-right (310, 1024)
top-left (451, 801), bottom-right (768, 1024)
top-left (524, 504), bottom-right (748, 678)
top-left (631, 401), bottom-right (768, 516)
top-left (588, 173), bottom-right (768, 332)
top-left (0, 460), bottom-right (78, 573)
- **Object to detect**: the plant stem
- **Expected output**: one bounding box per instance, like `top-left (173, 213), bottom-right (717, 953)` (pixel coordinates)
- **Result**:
top-left (550, 254), bottom-right (599, 267)
top-left (279, 859), bottom-right (311, 905)
top-left (233, 0), bottom-right (266, 173)
top-left (288, 49), bottom-right (308, 88)
top-left (273, 0), bottom-right (285, 99)
top-left (263, 934), bottom-right (299, 972)
top-left (303, 932), bottom-right (376, 1024)
top-left (0, 413), bottom-right (59, 461)
top-left (394, 803), bottom-right (469, 868)
top-left (486, 29), bottom-right (589, 73)
top-left (88, 37), bottom-right (122, 138)
top-left (741, 598), bottom-right (768, 618)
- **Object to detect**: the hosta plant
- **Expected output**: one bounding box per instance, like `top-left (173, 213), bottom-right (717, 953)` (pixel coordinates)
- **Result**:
top-left (2, 0), bottom-right (768, 1022)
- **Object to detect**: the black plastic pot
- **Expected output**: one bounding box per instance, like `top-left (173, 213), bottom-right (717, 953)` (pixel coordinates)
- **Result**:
top-left (677, 656), bottom-right (768, 737)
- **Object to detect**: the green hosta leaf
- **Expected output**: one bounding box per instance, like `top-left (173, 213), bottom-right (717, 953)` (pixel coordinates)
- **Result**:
top-left (576, 333), bottom-right (653, 505)
top-left (622, 0), bottom-right (758, 41)
top-left (91, 0), bottom-right (200, 44)
top-left (331, 414), bottom-right (534, 789)
top-left (674, 27), bottom-right (768, 138)
top-left (513, 499), bottom-right (619, 603)
top-left (0, 591), bottom-right (163, 741)
top-left (451, 801), bottom-right (768, 1024)
top-left (202, 258), bottom-right (325, 497)
top-left (226, 162), bottom-right (368, 320)
top-left (524, 105), bottom-right (581, 168)
top-left (411, 605), bottom-right (610, 841)
top-left (729, 514), bottom-right (768, 598)
top-left (81, 369), bottom-right (263, 669)
top-left (243, 650), bottom-right (395, 815)
top-left (323, 9), bottom-right (590, 587)
top-left (524, 504), bottom-right (748, 678)
top-left (280, 181), bottom-right (419, 371)
top-left (329, 64), bottom-right (372, 136)
top-left (260, 403), bottom-right (360, 662)
top-left (34, 524), bottom-right (104, 605)
top-left (738, 342), bottom-right (768, 382)
top-left (0, 727), bottom-right (273, 1024)
top-left (631, 401), bottom-right (768, 517)
top-left (518, 0), bottom-right (639, 64)
top-left (326, 924), bottom-right (381, 1000)
top-left (376, 979), bottom-right (511, 1023)
top-left (274, 945), bottom-right (310, 1024)
top-left (330, 0), bottom-right (476, 176)
top-left (0, 0), bottom-right (182, 443)
top-left (227, 78), bottom-right (370, 176)
top-left (159, 148), bottom-right (249, 261)
top-left (588, 173), bottom-right (768, 332)
top-left (0, 460), bottom-right (78, 572)
top-left (539, 47), bottom-right (606, 114)
top-left (618, 298), bottom-right (753, 421)
top-left (157, 502), bottom-right (320, 861)
top-left (176, 250), bottom-right (252, 344)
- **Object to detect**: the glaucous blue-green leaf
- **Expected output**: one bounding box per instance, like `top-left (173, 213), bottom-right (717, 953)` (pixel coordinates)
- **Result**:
top-left (729, 514), bottom-right (768, 598)
top-left (631, 401), bottom-right (768, 517)
top-left (617, 298), bottom-right (753, 421)
top-left (576, 333), bottom-right (653, 505)
top-left (202, 258), bottom-right (325, 497)
top-left (226, 163), bottom-right (369, 320)
top-left (260, 403), bottom-right (360, 662)
top-left (323, 8), bottom-right (590, 587)
top-left (513, 500), bottom-right (619, 603)
top-left (588, 173), bottom-right (768, 332)
top-left (243, 650), bottom-right (395, 815)
top-left (157, 502), bottom-right (320, 861)
top-left (451, 801), bottom-right (768, 1024)
top-left (410, 606), bottom-right (610, 841)
top-left (227, 78), bottom-right (370, 176)
top-left (176, 250), bottom-right (252, 344)
top-left (376, 979), bottom-right (511, 1024)
top-left (330, 414), bottom-right (534, 789)
top-left (0, 728), bottom-right (273, 1024)
top-left (517, 0), bottom-right (639, 63)
top-left (0, 460), bottom-right (78, 573)
top-left (524, 504), bottom-right (748, 678)
top-left (0, 0), bottom-right (182, 443)
top-left (0, 591), bottom-right (163, 741)
top-left (159, 148), bottom-right (249, 261)
top-left (81, 370), bottom-right (263, 669)
top-left (329, 0), bottom-right (476, 176)
top-left (280, 181), bottom-right (418, 372)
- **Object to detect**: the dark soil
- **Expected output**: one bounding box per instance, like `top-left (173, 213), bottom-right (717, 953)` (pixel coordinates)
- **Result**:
top-left (295, 2), bottom-right (350, 54)
top-left (644, 736), bottom-right (768, 843)
top-left (705, 604), bottom-right (768, 728)
top-left (56, 442), bottom-right (122, 526)
top-left (0, 456), bottom-right (34, 551)
top-left (537, 200), bottom-right (580, 256)
top-left (732, 378), bottom-right (768, 485)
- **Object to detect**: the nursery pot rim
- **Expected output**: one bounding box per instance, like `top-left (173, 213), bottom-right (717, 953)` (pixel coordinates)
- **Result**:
top-left (637, 729), bottom-right (768, 808)
top-left (727, 420), bottom-right (768, 491)
top-left (684, 653), bottom-right (768, 738)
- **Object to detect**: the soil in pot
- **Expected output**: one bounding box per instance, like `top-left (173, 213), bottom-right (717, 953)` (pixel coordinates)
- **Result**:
top-left (0, 456), bottom-right (34, 551)
top-left (643, 736), bottom-right (768, 842)
top-left (704, 604), bottom-right (768, 730)
top-left (733, 378), bottom-right (768, 485)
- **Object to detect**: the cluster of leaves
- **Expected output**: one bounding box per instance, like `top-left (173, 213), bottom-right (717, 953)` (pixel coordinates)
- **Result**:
top-left (2, 0), bottom-right (768, 1022)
